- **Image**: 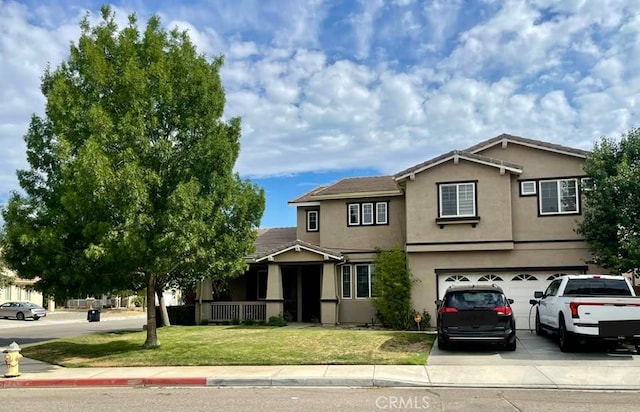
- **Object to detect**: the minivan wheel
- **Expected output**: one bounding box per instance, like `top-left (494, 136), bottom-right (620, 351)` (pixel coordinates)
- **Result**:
top-left (505, 338), bottom-right (517, 351)
top-left (16, 312), bottom-right (25, 321)
top-left (535, 311), bottom-right (544, 336)
top-left (437, 336), bottom-right (449, 350)
top-left (558, 318), bottom-right (574, 352)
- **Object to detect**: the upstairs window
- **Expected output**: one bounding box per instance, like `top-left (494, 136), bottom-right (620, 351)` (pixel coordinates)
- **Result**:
top-left (348, 202), bottom-right (388, 226)
top-left (376, 202), bottom-right (388, 224)
top-left (348, 204), bottom-right (360, 226)
top-left (306, 210), bottom-right (319, 232)
top-left (362, 203), bottom-right (374, 225)
top-left (439, 182), bottom-right (476, 217)
top-left (539, 179), bottom-right (578, 215)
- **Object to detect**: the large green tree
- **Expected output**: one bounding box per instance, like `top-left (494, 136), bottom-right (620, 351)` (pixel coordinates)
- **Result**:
top-left (1, 7), bottom-right (264, 347)
top-left (577, 128), bottom-right (640, 280)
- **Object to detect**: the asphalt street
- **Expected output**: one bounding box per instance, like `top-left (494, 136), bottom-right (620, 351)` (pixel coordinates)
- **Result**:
top-left (1, 387), bottom-right (639, 412)
top-left (0, 311), bottom-right (145, 347)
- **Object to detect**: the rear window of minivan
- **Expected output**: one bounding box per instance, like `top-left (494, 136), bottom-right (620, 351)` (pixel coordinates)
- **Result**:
top-left (445, 291), bottom-right (507, 310)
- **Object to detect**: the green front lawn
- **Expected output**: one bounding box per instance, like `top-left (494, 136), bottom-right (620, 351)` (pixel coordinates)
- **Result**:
top-left (21, 326), bottom-right (434, 367)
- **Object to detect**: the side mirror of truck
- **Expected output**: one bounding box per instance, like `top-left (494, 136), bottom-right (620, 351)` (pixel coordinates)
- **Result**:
top-left (534, 291), bottom-right (543, 299)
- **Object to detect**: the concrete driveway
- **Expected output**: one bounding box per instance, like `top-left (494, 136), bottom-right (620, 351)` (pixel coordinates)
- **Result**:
top-left (429, 331), bottom-right (640, 366)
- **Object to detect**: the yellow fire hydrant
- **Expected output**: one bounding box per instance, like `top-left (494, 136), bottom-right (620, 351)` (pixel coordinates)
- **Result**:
top-left (4, 341), bottom-right (23, 378)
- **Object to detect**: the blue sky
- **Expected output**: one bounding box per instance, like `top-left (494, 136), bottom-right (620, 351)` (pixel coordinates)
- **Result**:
top-left (1, 0), bottom-right (639, 228)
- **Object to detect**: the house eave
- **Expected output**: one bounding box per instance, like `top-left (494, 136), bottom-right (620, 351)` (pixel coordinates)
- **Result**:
top-left (309, 190), bottom-right (404, 200)
top-left (395, 154), bottom-right (522, 181)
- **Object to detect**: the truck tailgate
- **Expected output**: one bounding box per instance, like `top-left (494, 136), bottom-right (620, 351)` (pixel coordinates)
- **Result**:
top-left (571, 298), bottom-right (640, 323)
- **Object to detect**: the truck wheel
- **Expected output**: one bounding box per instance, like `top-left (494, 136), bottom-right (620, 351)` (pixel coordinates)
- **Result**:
top-left (558, 318), bottom-right (574, 352)
top-left (535, 311), bottom-right (544, 336)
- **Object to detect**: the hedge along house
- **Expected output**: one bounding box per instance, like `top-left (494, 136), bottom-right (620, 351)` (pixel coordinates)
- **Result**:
top-left (196, 134), bottom-right (603, 328)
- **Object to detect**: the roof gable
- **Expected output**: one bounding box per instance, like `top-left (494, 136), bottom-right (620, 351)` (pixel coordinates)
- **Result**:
top-left (395, 150), bottom-right (523, 181)
top-left (465, 133), bottom-right (589, 158)
top-left (254, 240), bottom-right (342, 262)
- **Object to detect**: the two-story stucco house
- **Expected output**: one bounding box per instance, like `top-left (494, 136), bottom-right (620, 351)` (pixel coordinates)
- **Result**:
top-left (196, 134), bottom-right (601, 328)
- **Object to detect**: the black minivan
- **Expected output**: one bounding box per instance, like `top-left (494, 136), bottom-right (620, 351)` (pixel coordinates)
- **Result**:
top-left (436, 284), bottom-right (516, 351)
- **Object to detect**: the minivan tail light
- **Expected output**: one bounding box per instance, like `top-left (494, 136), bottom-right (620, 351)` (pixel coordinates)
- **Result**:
top-left (493, 306), bottom-right (512, 316)
top-left (438, 307), bottom-right (458, 314)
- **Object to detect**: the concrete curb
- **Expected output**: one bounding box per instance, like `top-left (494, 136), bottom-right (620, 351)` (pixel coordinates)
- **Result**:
top-left (0, 377), bottom-right (207, 388)
top-left (3, 376), bottom-right (640, 390)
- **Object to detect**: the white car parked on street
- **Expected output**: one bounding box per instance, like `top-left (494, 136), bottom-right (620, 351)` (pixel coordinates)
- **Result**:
top-left (0, 301), bottom-right (47, 320)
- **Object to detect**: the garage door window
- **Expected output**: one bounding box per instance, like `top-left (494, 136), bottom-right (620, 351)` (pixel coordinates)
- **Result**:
top-left (512, 274), bottom-right (538, 281)
top-left (478, 275), bottom-right (503, 282)
top-left (445, 275), bottom-right (470, 282)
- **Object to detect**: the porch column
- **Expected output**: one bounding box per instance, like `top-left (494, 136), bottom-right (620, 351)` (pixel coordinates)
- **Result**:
top-left (266, 263), bottom-right (284, 319)
top-left (320, 262), bottom-right (338, 326)
top-left (196, 279), bottom-right (213, 323)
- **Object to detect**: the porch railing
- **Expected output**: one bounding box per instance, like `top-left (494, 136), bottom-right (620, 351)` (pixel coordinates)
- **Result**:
top-left (209, 301), bottom-right (266, 322)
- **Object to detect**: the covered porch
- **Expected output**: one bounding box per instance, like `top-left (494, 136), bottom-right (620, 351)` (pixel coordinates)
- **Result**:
top-left (197, 240), bottom-right (342, 325)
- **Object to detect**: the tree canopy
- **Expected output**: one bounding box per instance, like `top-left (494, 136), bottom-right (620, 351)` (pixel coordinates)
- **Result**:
top-left (578, 128), bottom-right (640, 278)
top-left (1, 6), bottom-right (265, 346)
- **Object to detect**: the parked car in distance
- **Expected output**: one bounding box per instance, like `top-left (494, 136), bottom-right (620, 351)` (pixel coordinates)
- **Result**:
top-left (436, 284), bottom-right (516, 351)
top-left (0, 301), bottom-right (47, 321)
top-left (532, 274), bottom-right (640, 352)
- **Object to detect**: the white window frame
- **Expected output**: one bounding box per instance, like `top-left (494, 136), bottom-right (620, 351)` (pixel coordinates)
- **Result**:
top-left (520, 180), bottom-right (537, 196)
top-left (348, 203), bottom-right (360, 226)
top-left (439, 182), bottom-right (476, 218)
top-left (375, 202), bottom-right (388, 224)
top-left (539, 178), bottom-right (579, 215)
top-left (362, 203), bottom-right (374, 225)
top-left (355, 264), bottom-right (375, 299)
top-left (306, 210), bottom-right (319, 232)
top-left (341, 265), bottom-right (352, 299)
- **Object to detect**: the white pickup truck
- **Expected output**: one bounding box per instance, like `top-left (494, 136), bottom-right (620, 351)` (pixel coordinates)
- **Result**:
top-left (532, 274), bottom-right (640, 352)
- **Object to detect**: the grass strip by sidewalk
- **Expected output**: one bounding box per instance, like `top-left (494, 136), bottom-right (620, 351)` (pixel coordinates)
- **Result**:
top-left (22, 326), bottom-right (435, 367)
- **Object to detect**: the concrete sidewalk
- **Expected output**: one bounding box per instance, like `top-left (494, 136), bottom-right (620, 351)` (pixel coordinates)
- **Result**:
top-left (3, 359), bottom-right (640, 390)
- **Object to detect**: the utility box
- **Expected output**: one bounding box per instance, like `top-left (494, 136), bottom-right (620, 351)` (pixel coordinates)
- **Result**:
top-left (87, 309), bottom-right (101, 322)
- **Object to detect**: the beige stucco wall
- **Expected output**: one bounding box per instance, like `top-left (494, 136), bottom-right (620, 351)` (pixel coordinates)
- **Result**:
top-left (408, 243), bottom-right (600, 322)
top-left (271, 249), bottom-right (328, 263)
top-left (296, 207), bottom-right (320, 244)
top-left (404, 160), bottom-right (513, 244)
top-left (338, 299), bottom-right (377, 324)
top-left (317, 197), bottom-right (406, 251)
top-left (1, 284), bottom-right (44, 306)
top-left (478, 144), bottom-right (587, 242)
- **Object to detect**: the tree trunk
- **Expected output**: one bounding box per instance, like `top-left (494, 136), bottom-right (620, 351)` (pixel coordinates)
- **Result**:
top-left (156, 287), bottom-right (171, 327)
top-left (144, 273), bottom-right (160, 347)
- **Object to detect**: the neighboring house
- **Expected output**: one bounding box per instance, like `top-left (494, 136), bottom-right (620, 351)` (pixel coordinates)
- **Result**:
top-left (196, 134), bottom-right (602, 328)
top-left (1, 269), bottom-right (45, 307)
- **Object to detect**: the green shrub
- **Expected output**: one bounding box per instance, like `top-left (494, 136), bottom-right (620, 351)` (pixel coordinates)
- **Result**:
top-left (372, 247), bottom-right (412, 330)
top-left (266, 315), bottom-right (288, 327)
top-left (242, 319), bottom-right (256, 326)
top-left (231, 318), bottom-right (240, 325)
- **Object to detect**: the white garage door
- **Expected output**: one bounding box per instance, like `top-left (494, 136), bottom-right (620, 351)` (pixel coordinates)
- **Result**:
top-left (437, 271), bottom-right (582, 330)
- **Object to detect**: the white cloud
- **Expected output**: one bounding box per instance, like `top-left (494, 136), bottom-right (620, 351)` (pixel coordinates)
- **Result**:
top-left (1, 0), bottom-right (640, 204)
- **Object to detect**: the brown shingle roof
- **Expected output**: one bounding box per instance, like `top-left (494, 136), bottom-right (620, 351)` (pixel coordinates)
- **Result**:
top-left (248, 227), bottom-right (297, 258)
top-left (288, 185), bottom-right (328, 203)
top-left (289, 176), bottom-right (400, 203)
top-left (316, 176), bottom-right (399, 196)
top-left (465, 133), bottom-right (589, 157)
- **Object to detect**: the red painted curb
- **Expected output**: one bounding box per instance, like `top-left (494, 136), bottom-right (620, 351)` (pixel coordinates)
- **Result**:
top-left (0, 377), bottom-right (207, 388)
